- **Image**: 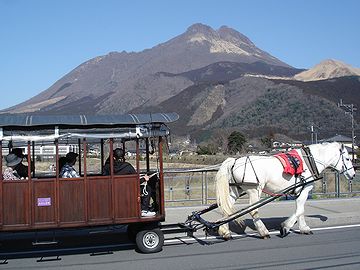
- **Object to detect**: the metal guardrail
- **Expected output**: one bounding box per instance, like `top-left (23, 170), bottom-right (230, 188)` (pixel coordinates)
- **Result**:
top-left (313, 170), bottom-right (360, 198)
top-left (163, 168), bottom-right (360, 206)
top-left (163, 168), bottom-right (218, 206)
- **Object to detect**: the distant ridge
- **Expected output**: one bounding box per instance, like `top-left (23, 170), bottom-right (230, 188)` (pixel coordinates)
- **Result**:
top-left (294, 59), bottom-right (360, 81)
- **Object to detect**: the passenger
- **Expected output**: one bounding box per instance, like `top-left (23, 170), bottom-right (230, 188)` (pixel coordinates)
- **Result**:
top-left (103, 148), bottom-right (156, 217)
top-left (58, 156), bottom-right (68, 175)
top-left (60, 152), bottom-right (80, 178)
top-left (11, 148), bottom-right (34, 178)
top-left (3, 153), bottom-right (22, 180)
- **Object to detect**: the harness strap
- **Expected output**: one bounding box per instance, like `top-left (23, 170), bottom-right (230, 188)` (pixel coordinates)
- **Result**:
top-left (248, 156), bottom-right (260, 184)
top-left (301, 146), bottom-right (320, 179)
top-left (241, 156), bottom-right (249, 183)
top-left (229, 182), bottom-right (258, 187)
top-left (231, 156), bottom-right (260, 186)
top-left (230, 158), bottom-right (237, 182)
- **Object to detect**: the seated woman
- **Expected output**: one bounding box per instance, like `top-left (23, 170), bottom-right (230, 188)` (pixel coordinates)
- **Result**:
top-left (103, 148), bottom-right (156, 217)
top-left (3, 153), bottom-right (23, 180)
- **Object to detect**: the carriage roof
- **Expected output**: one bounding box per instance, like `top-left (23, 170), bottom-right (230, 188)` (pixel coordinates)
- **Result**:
top-left (0, 113), bottom-right (179, 129)
top-left (0, 112), bottom-right (179, 142)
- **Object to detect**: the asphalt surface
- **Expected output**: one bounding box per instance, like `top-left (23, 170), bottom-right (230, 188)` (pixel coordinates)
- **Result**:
top-left (165, 197), bottom-right (360, 236)
top-left (2, 224), bottom-right (360, 270)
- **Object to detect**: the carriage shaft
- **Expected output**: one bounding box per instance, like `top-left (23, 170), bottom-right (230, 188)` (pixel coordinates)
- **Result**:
top-left (192, 177), bottom-right (321, 230)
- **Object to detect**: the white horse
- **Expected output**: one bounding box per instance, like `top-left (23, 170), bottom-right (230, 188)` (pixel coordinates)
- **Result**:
top-left (216, 142), bottom-right (355, 239)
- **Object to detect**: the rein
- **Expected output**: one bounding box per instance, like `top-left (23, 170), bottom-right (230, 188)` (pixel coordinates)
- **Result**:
top-left (262, 175), bottom-right (308, 198)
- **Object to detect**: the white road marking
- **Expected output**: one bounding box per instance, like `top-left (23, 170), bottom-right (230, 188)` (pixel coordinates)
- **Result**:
top-left (164, 223), bottom-right (360, 245)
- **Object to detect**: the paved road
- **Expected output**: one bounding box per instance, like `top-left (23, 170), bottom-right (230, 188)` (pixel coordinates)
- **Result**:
top-left (1, 198), bottom-right (360, 269)
top-left (2, 225), bottom-right (360, 270)
top-left (165, 197), bottom-right (360, 234)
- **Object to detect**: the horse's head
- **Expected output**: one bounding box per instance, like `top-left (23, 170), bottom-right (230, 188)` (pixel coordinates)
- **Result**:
top-left (333, 143), bottom-right (355, 180)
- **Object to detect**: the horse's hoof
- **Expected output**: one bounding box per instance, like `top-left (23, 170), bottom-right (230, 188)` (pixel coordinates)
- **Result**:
top-left (262, 235), bottom-right (271, 240)
top-left (280, 227), bottom-right (290, 238)
top-left (222, 233), bottom-right (233, 241)
top-left (300, 230), bottom-right (313, 235)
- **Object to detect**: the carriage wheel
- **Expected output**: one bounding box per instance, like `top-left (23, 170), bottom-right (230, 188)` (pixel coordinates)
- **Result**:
top-left (135, 228), bottom-right (164, 253)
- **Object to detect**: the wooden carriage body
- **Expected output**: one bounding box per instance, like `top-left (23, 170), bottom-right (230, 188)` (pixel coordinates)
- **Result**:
top-left (0, 113), bottom-right (178, 233)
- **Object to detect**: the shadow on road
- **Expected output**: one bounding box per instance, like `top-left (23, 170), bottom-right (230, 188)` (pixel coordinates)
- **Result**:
top-left (0, 225), bottom-right (135, 261)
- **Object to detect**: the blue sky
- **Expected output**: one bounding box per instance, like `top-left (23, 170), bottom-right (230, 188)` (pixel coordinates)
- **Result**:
top-left (1, 0), bottom-right (359, 110)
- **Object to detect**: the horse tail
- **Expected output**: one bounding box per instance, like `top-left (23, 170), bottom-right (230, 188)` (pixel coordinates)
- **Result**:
top-left (216, 157), bottom-right (236, 216)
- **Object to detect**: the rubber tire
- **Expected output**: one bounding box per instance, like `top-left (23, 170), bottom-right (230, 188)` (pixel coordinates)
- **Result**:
top-left (135, 228), bottom-right (164, 253)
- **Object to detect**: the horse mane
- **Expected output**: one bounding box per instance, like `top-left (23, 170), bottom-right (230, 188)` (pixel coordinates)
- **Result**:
top-left (310, 141), bottom-right (341, 152)
top-left (318, 141), bottom-right (341, 147)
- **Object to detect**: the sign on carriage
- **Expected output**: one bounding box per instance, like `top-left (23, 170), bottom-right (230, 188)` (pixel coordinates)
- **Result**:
top-left (37, 197), bottom-right (51, 207)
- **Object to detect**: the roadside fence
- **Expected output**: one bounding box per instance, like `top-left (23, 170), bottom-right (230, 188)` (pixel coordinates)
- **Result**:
top-left (163, 168), bottom-right (360, 206)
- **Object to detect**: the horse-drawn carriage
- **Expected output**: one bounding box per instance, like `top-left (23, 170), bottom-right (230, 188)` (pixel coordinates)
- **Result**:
top-left (0, 112), bottom-right (356, 259)
top-left (0, 113), bottom-right (178, 255)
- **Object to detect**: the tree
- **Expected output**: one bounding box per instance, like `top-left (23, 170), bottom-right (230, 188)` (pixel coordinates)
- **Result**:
top-left (227, 131), bottom-right (246, 154)
top-left (208, 129), bottom-right (232, 154)
top-left (260, 129), bottom-right (275, 150)
top-left (196, 143), bottom-right (217, 155)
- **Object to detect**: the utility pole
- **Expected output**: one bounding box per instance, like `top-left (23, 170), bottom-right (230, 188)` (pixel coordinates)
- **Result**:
top-left (310, 125), bottom-right (319, 144)
top-left (338, 99), bottom-right (357, 161)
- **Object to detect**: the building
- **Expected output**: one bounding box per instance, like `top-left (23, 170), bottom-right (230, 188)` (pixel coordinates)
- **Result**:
top-left (2, 144), bottom-right (79, 159)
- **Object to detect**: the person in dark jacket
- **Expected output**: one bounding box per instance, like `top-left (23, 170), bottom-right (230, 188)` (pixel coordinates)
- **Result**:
top-left (11, 148), bottom-right (34, 178)
top-left (103, 148), bottom-right (156, 217)
top-left (58, 156), bottom-right (68, 174)
top-left (103, 148), bottom-right (136, 175)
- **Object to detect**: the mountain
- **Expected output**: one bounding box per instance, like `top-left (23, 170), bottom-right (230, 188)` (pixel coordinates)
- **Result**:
top-left (2, 23), bottom-right (290, 115)
top-left (294, 59), bottom-right (360, 81)
top-left (2, 23), bottom-right (359, 142)
top-left (131, 75), bottom-right (360, 140)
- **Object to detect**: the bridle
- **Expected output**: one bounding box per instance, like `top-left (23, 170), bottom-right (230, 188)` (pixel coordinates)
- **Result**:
top-left (304, 144), bottom-right (354, 178)
top-left (333, 147), bottom-right (354, 176)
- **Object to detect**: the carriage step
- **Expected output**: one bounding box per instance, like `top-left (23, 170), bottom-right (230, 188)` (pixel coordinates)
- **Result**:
top-left (90, 251), bottom-right (113, 256)
top-left (37, 256), bottom-right (61, 262)
top-left (32, 240), bottom-right (59, 246)
top-left (89, 229), bottom-right (113, 234)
